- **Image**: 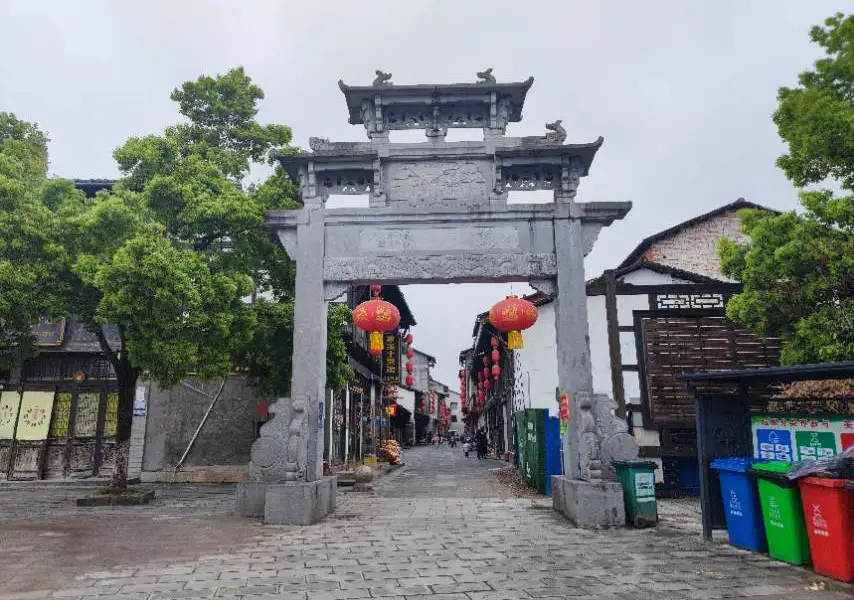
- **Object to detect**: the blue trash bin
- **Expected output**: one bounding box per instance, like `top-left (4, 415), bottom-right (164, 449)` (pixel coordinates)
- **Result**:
top-left (710, 457), bottom-right (767, 552)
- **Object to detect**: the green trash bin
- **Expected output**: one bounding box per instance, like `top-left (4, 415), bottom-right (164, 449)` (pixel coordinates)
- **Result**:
top-left (749, 461), bottom-right (811, 565)
top-left (613, 460), bottom-right (658, 527)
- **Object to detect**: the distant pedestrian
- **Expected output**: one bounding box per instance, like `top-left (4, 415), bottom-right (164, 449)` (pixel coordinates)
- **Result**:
top-left (476, 429), bottom-right (487, 460)
top-left (463, 441), bottom-right (471, 458)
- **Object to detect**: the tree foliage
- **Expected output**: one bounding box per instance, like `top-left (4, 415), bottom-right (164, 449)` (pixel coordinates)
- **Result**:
top-left (720, 13), bottom-right (854, 364)
top-left (0, 114), bottom-right (69, 369)
top-left (1, 68), bottom-right (353, 484)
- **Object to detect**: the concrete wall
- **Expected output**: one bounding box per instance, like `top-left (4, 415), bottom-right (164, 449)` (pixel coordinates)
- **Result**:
top-left (142, 375), bottom-right (267, 480)
top-left (642, 210), bottom-right (747, 281)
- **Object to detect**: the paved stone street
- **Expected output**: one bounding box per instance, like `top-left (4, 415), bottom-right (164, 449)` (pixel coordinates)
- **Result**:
top-left (1, 446), bottom-right (851, 600)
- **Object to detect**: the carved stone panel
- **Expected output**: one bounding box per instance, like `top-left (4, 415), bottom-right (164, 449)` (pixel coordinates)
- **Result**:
top-left (501, 166), bottom-right (560, 191)
top-left (358, 227), bottom-right (520, 254)
top-left (318, 170), bottom-right (373, 195)
top-left (386, 160), bottom-right (491, 203)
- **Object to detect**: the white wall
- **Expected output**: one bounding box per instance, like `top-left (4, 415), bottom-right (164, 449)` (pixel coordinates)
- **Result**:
top-left (511, 268), bottom-right (692, 419)
top-left (396, 386), bottom-right (415, 417)
top-left (513, 302), bottom-right (558, 416)
top-left (446, 389), bottom-right (464, 435)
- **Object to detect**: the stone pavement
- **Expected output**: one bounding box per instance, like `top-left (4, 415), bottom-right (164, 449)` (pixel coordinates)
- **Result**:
top-left (0, 445), bottom-right (851, 600)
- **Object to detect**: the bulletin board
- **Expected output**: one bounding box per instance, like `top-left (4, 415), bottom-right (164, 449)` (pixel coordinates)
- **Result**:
top-left (751, 414), bottom-right (854, 462)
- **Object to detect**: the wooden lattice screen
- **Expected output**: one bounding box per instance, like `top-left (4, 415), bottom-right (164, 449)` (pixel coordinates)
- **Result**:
top-left (640, 315), bottom-right (782, 426)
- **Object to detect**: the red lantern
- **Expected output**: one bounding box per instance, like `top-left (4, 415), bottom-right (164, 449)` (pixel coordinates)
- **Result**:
top-left (484, 379), bottom-right (491, 390)
top-left (405, 362), bottom-right (414, 374)
top-left (491, 336), bottom-right (499, 348)
top-left (353, 297), bottom-right (401, 356)
top-left (405, 333), bottom-right (414, 345)
top-left (482, 367), bottom-right (489, 379)
top-left (370, 284), bottom-right (382, 296)
top-left (492, 364), bottom-right (500, 380)
top-left (405, 375), bottom-right (414, 387)
top-left (491, 349), bottom-right (500, 362)
top-left (406, 348), bottom-right (414, 359)
top-left (488, 295), bottom-right (538, 349)
top-left (482, 356), bottom-right (489, 367)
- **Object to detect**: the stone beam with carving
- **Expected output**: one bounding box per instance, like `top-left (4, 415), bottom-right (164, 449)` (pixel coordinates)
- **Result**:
top-left (267, 201), bottom-right (631, 286)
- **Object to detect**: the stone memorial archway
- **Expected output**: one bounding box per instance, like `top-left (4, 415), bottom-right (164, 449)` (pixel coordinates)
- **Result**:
top-left (237, 72), bottom-right (637, 527)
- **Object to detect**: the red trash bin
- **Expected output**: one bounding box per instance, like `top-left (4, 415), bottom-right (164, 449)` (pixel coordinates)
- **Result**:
top-left (798, 477), bottom-right (854, 582)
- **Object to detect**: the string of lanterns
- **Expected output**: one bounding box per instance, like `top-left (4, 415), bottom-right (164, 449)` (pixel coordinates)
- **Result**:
top-left (403, 332), bottom-right (414, 388)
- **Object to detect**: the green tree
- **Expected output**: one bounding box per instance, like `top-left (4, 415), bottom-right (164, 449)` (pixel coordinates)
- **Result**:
top-left (0, 114), bottom-right (69, 371)
top-left (2, 68), bottom-right (352, 484)
top-left (719, 13), bottom-right (854, 364)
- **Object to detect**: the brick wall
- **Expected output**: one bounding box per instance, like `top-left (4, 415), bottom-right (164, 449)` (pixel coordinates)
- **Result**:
top-left (641, 210), bottom-right (748, 281)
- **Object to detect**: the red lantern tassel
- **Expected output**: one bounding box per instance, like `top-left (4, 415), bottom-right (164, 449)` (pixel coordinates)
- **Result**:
top-left (508, 330), bottom-right (523, 349)
top-left (369, 331), bottom-right (384, 355)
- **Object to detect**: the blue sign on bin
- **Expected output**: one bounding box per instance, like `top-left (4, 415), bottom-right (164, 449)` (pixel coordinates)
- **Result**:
top-left (756, 428), bottom-right (793, 462)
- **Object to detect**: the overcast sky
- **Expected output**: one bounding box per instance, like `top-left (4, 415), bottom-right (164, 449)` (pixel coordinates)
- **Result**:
top-left (0, 1), bottom-right (848, 387)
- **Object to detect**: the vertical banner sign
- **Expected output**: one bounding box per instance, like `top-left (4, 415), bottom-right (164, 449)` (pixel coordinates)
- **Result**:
top-left (382, 332), bottom-right (401, 384)
top-left (318, 401), bottom-right (324, 430)
top-left (133, 384), bottom-right (147, 417)
top-left (558, 390), bottom-right (569, 435)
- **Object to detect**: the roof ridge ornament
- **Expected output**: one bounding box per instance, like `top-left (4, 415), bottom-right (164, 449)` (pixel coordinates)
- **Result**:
top-left (372, 70), bottom-right (393, 86)
top-left (545, 120), bottom-right (567, 144)
top-left (476, 68), bottom-right (496, 84)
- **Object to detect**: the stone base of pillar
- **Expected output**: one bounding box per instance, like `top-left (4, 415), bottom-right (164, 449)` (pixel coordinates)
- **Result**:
top-left (551, 476), bottom-right (625, 528)
top-left (236, 477), bottom-right (338, 525)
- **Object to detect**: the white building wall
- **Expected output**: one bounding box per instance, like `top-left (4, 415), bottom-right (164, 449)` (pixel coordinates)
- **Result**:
top-left (513, 302), bottom-right (558, 416)
top-left (505, 268), bottom-right (697, 482)
top-left (396, 387), bottom-right (415, 416)
top-left (513, 270), bottom-right (683, 417)
top-left (446, 389), bottom-right (464, 435)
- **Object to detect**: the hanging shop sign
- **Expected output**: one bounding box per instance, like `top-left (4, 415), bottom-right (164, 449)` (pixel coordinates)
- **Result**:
top-left (31, 316), bottom-right (67, 347)
top-left (382, 331), bottom-right (401, 384)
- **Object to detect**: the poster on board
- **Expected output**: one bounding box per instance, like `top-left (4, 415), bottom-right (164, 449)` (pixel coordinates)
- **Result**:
top-left (751, 415), bottom-right (854, 462)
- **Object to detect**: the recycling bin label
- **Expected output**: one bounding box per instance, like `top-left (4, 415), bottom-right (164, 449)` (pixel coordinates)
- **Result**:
top-left (795, 431), bottom-right (837, 461)
top-left (634, 472), bottom-right (656, 503)
top-left (756, 429), bottom-right (793, 461)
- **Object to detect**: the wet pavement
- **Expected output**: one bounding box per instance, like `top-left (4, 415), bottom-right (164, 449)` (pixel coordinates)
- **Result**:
top-left (0, 445), bottom-right (851, 599)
